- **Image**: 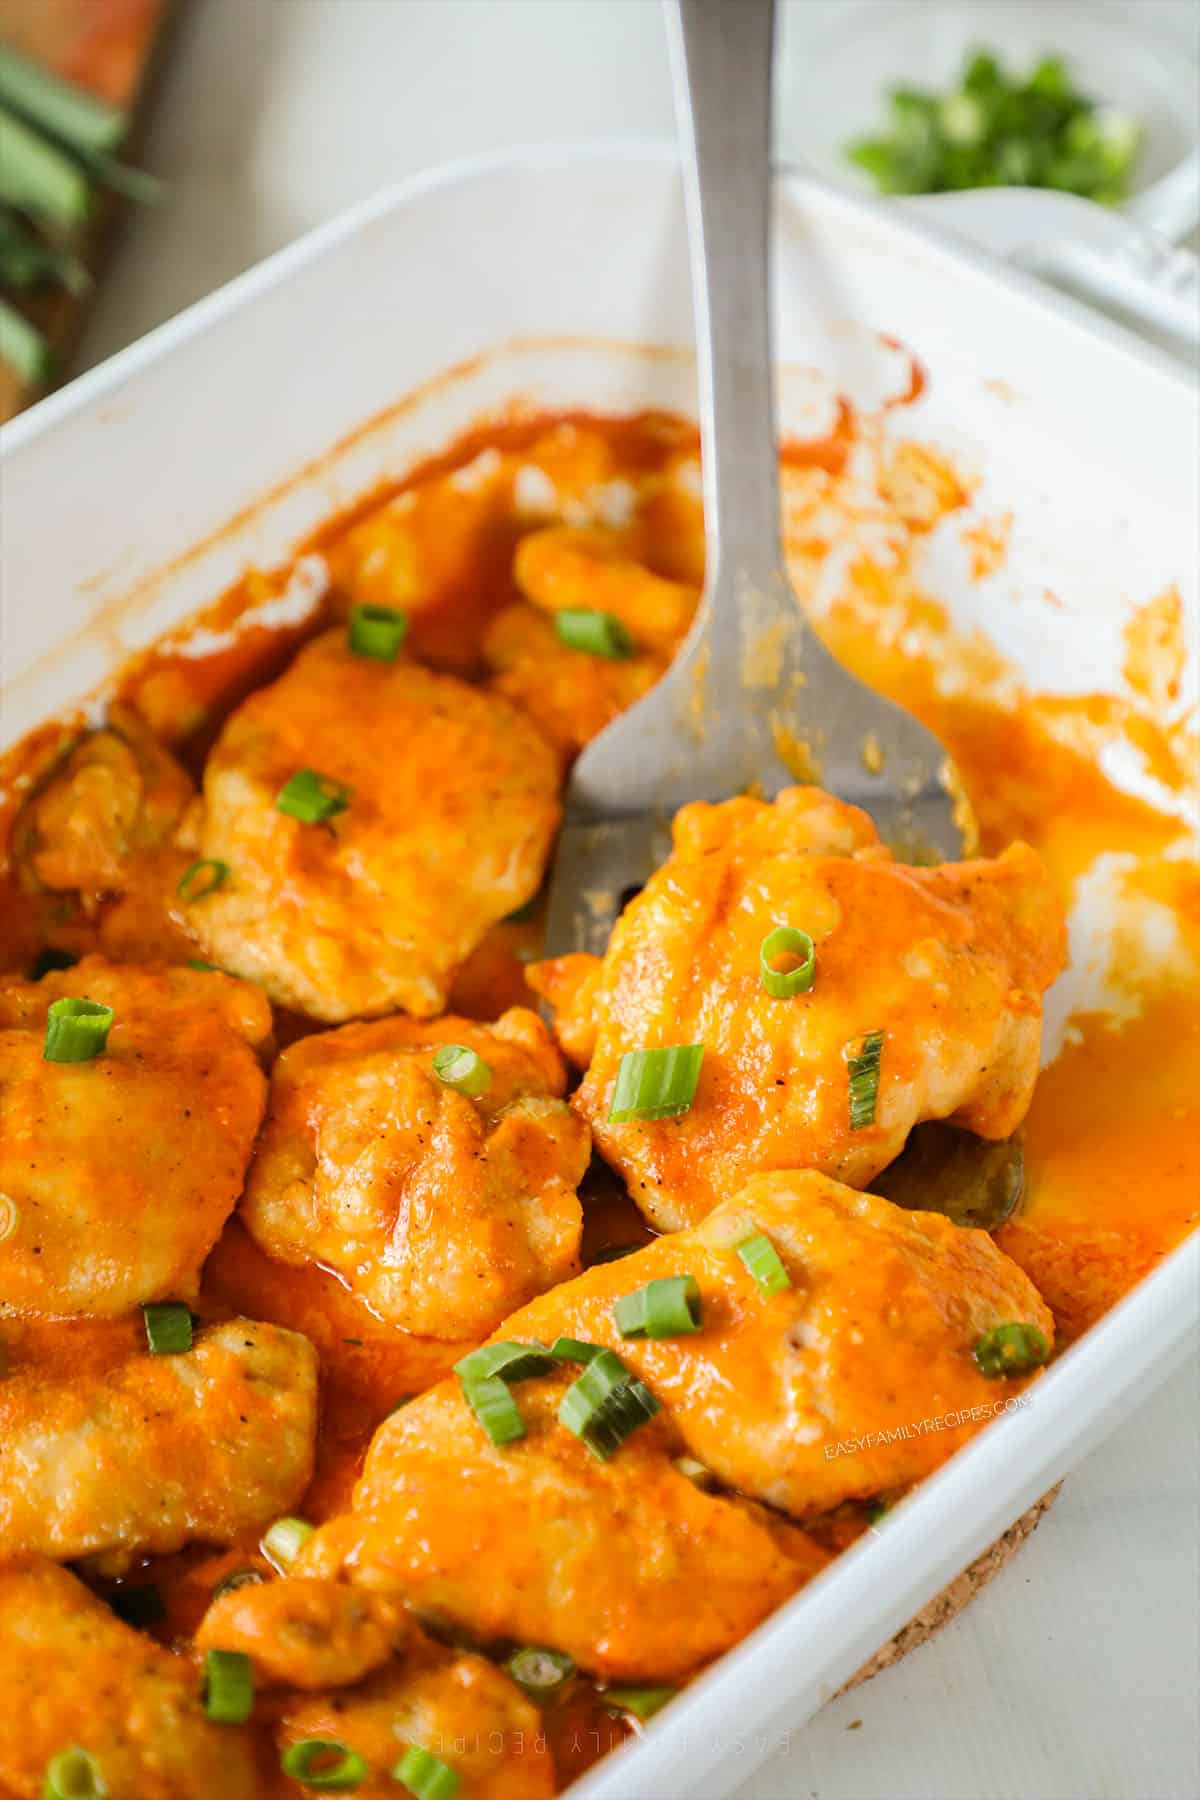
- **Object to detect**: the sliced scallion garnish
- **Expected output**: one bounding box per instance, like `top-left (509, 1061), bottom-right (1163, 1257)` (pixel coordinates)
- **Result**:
top-left (549, 1336), bottom-right (605, 1363)
top-left (203, 1649), bottom-right (254, 1725)
top-left (0, 103), bottom-right (90, 228)
top-left (846, 1030), bottom-right (885, 1130)
top-left (603, 1684), bottom-right (676, 1721)
top-left (177, 858), bottom-right (229, 902)
top-left (554, 608), bottom-right (634, 659)
top-left (275, 768), bottom-right (351, 824)
top-left (142, 1302), bottom-right (192, 1356)
top-left (348, 602), bottom-right (408, 661)
top-left (461, 1373), bottom-right (526, 1446)
top-left (280, 1739), bottom-right (369, 1791)
top-left (608, 1044), bottom-right (704, 1123)
top-left (432, 1043), bottom-right (492, 1098)
top-left (393, 1744), bottom-right (461, 1800)
top-left (42, 996), bottom-right (113, 1063)
top-left (504, 1645), bottom-right (576, 1700)
top-left (0, 293), bottom-right (52, 384)
top-left (613, 1275), bottom-right (701, 1340)
top-left (0, 44), bottom-right (127, 153)
top-left (41, 1747), bottom-right (106, 1800)
top-left (973, 1322), bottom-right (1050, 1379)
top-left (453, 1341), bottom-right (555, 1384)
top-left (558, 1348), bottom-right (659, 1461)
top-left (261, 1515), bottom-right (314, 1571)
top-left (0, 209), bottom-right (89, 294)
top-left (736, 1233), bottom-right (791, 1296)
top-left (759, 925), bottom-right (816, 998)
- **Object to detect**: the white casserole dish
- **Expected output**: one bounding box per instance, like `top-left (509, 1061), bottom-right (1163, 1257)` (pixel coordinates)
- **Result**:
top-left (2, 143), bottom-right (1197, 1800)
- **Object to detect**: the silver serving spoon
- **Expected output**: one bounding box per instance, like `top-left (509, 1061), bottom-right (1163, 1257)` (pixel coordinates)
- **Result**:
top-left (544, 0), bottom-right (962, 961)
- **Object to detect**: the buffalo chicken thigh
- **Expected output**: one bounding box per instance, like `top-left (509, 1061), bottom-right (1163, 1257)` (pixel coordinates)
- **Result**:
top-left (531, 787), bottom-right (1066, 1231)
top-left (288, 1172), bottom-right (1047, 1676)
top-left (0, 960), bottom-right (271, 1317)
top-left (179, 629), bottom-right (561, 1021)
top-left (0, 1558), bottom-right (263, 1800)
top-left (239, 1007), bottom-right (589, 1338)
top-left (0, 1320), bottom-right (318, 1569)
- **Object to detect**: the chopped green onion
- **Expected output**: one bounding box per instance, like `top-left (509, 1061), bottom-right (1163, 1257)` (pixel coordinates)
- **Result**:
top-left (555, 608), bottom-right (634, 659)
top-left (558, 1347), bottom-right (659, 1461)
top-left (348, 602), bottom-right (409, 661)
top-left (203, 1649), bottom-right (254, 1724)
top-left (212, 1566), bottom-right (269, 1600)
top-left (608, 1044), bottom-right (704, 1123)
top-left (261, 1515), bottom-right (314, 1571)
top-left (432, 1043), bottom-right (492, 1098)
top-left (461, 1373), bottom-right (526, 1446)
top-left (73, 146), bottom-right (162, 205)
top-left (674, 1455), bottom-right (718, 1491)
top-left (0, 44), bottom-right (127, 152)
top-left (0, 103), bottom-right (90, 227)
top-left (0, 208), bottom-right (89, 295)
top-left (276, 768), bottom-right (351, 824)
top-left (758, 925), bottom-right (816, 998)
top-left (973, 1322), bottom-right (1050, 1379)
top-left (736, 1233), bottom-right (791, 1296)
top-left (177, 858), bottom-right (229, 901)
top-left (0, 294), bottom-right (52, 385)
top-left (865, 1498), bottom-right (891, 1525)
top-left (846, 1030), bottom-right (885, 1130)
top-left (505, 1645), bottom-right (576, 1700)
top-left (42, 996), bottom-right (113, 1062)
top-left (142, 1302), bottom-right (192, 1356)
top-left (549, 1336), bottom-right (605, 1363)
top-left (280, 1739), bottom-right (369, 1791)
top-left (186, 959), bottom-right (220, 972)
top-left (613, 1275), bottom-right (701, 1339)
top-left (603, 1684), bottom-right (676, 1722)
top-left (393, 1745), bottom-right (461, 1800)
top-left (29, 947), bottom-right (77, 979)
top-left (41, 1748), bottom-right (107, 1800)
top-left (454, 1341), bottom-right (555, 1384)
top-left (107, 1584), bottom-right (164, 1629)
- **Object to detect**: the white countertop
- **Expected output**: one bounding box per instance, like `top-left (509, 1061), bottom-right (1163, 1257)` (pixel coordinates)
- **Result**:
top-left (75, 5), bottom-right (1200, 1797)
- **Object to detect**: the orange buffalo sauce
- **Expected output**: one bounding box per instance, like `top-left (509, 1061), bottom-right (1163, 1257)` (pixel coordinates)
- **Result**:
top-left (0, 387), bottom-right (1195, 1785)
top-left (782, 478), bottom-right (1197, 1343)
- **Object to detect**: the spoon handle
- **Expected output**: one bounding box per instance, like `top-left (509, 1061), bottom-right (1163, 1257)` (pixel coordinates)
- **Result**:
top-left (667, 0), bottom-right (783, 642)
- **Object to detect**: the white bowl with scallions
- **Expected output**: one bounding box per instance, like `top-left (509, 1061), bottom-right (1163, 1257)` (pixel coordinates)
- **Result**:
top-left (776, 0), bottom-right (1200, 242)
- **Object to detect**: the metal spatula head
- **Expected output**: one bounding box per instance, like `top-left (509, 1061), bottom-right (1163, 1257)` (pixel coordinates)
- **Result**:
top-left (544, 0), bottom-right (962, 960)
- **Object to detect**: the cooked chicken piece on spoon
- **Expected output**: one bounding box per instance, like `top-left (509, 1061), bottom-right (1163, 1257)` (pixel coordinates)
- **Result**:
top-left (532, 786), bottom-right (1065, 1232)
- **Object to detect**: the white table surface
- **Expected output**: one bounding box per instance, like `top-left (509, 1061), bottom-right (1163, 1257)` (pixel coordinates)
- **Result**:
top-left (74, 5), bottom-right (1200, 1797)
